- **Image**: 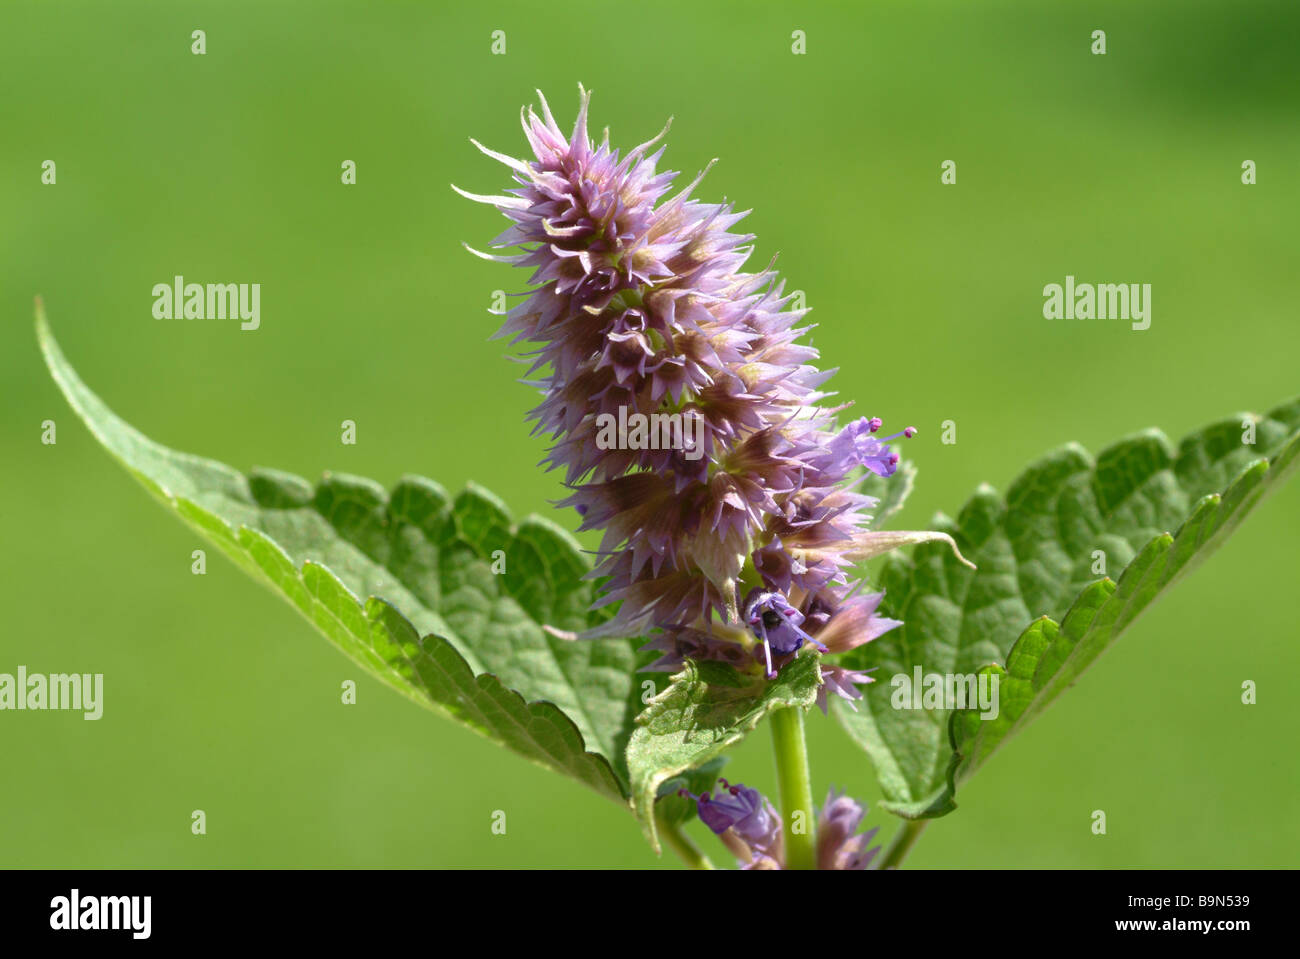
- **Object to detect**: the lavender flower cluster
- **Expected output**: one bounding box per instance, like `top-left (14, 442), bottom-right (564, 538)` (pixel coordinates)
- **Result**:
top-left (458, 87), bottom-right (964, 710)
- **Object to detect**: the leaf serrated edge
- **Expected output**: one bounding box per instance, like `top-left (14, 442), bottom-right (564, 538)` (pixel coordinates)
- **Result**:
top-left (169, 478), bottom-right (630, 802)
top-left (884, 431), bottom-right (1300, 818)
top-left (35, 305), bottom-right (630, 804)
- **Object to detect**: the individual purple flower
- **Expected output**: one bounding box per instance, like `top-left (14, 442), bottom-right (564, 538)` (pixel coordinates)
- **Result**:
top-left (459, 88), bottom-right (970, 685)
top-left (818, 665), bottom-right (878, 715)
top-left (825, 416), bottom-right (917, 478)
top-left (813, 590), bottom-right (903, 654)
top-left (743, 588), bottom-right (828, 679)
top-left (679, 779), bottom-right (783, 870)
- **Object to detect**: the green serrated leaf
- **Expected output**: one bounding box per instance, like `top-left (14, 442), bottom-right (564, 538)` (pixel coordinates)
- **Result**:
top-left (627, 652), bottom-right (822, 852)
top-left (36, 307), bottom-right (640, 804)
top-left (836, 400), bottom-right (1300, 819)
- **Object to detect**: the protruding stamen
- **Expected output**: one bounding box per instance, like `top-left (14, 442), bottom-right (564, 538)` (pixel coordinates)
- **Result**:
top-left (879, 427), bottom-right (917, 442)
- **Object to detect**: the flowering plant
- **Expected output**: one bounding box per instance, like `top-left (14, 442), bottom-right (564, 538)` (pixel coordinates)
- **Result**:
top-left (37, 88), bottom-right (1300, 868)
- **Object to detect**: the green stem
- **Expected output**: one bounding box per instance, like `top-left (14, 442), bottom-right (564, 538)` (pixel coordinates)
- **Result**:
top-left (658, 814), bottom-right (716, 870)
top-left (770, 705), bottom-right (817, 869)
top-left (878, 819), bottom-right (928, 870)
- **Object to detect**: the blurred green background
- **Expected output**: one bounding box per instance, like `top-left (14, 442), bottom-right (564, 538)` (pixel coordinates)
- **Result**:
top-left (3, 0), bottom-right (1297, 868)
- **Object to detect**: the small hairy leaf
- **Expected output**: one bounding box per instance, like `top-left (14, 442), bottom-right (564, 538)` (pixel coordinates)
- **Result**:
top-left (37, 307), bottom-right (640, 803)
top-left (836, 399), bottom-right (1300, 818)
top-left (627, 652), bottom-right (822, 851)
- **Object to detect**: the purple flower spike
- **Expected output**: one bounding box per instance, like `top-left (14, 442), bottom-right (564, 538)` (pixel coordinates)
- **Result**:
top-left (460, 89), bottom-right (970, 688)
